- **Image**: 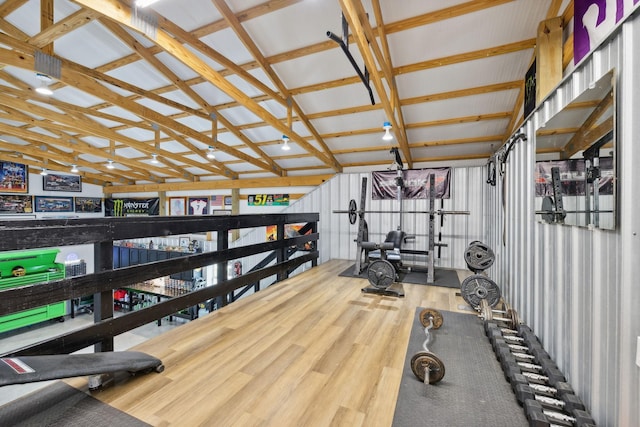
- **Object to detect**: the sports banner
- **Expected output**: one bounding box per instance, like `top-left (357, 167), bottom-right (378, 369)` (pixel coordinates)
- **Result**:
top-left (574, 0), bottom-right (640, 64)
top-left (105, 198), bottom-right (160, 216)
top-left (371, 168), bottom-right (451, 200)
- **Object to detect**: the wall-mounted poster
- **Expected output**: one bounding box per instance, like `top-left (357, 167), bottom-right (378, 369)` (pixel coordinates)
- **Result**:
top-left (35, 196), bottom-right (74, 213)
top-left (0, 195), bottom-right (32, 214)
top-left (43, 173), bottom-right (82, 192)
top-left (0, 161), bottom-right (28, 193)
top-left (75, 197), bottom-right (102, 213)
top-left (188, 197), bottom-right (209, 215)
top-left (105, 198), bottom-right (160, 217)
top-left (248, 194), bottom-right (289, 206)
top-left (169, 197), bottom-right (186, 216)
top-left (371, 168), bottom-right (451, 200)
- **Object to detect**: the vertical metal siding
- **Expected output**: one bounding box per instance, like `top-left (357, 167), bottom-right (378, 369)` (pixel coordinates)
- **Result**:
top-left (488, 13), bottom-right (640, 426)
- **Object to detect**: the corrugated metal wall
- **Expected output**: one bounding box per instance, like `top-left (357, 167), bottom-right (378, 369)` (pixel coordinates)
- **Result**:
top-left (487, 13), bottom-right (640, 426)
top-left (288, 167), bottom-right (490, 271)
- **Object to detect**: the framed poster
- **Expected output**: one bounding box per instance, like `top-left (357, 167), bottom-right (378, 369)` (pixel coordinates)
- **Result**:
top-left (43, 173), bottom-right (82, 192)
top-left (75, 197), bottom-right (102, 213)
top-left (188, 197), bottom-right (209, 215)
top-left (0, 194), bottom-right (33, 214)
top-left (0, 161), bottom-right (28, 193)
top-left (169, 197), bottom-right (186, 216)
top-left (35, 196), bottom-right (73, 213)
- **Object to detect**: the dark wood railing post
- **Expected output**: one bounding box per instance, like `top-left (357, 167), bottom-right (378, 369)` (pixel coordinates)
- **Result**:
top-left (93, 240), bottom-right (114, 353)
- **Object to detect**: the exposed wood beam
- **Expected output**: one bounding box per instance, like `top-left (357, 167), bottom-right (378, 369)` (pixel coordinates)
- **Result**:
top-left (39, 0), bottom-right (54, 55)
top-left (73, 0), bottom-right (338, 173)
top-left (0, 0), bottom-right (28, 18)
top-left (31, 7), bottom-right (100, 48)
top-left (104, 174), bottom-right (334, 195)
top-left (339, 0), bottom-right (412, 167)
top-left (561, 90), bottom-right (614, 158)
top-left (210, 0), bottom-right (341, 172)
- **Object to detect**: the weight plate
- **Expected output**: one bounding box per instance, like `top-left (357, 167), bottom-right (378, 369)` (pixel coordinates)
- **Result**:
top-left (541, 196), bottom-right (555, 223)
top-left (367, 259), bottom-right (396, 289)
top-left (348, 199), bottom-right (357, 225)
top-left (410, 351), bottom-right (445, 384)
top-left (460, 274), bottom-right (501, 309)
top-left (419, 308), bottom-right (443, 329)
top-left (464, 242), bottom-right (495, 272)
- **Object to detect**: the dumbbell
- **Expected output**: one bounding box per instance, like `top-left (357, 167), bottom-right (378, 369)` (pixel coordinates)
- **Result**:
top-left (515, 383), bottom-right (585, 412)
top-left (502, 356), bottom-right (566, 387)
top-left (524, 399), bottom-right (596, 427)
top-left (410, 308), bottom-right (446, 385)
top-left (478, 299), bottom-right (521, 329)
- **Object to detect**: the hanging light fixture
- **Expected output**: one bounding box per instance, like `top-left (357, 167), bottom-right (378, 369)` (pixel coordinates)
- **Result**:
top-left (35, 73), bottom-right (53, 96)
top-left (281, 135), bottom-right (291, 151)
top-left (70, 164), bottom-right (79, 173)
top-left (151, 153), bottom-right (159, 164)
top-left (382, 121), bottom-right (393, 141)
top-left (40, 168), bottom-right (48, 176)
top-left (206, 146), bottom-right (216, 159)
top-left (106, 160), bottom-right (115, 169)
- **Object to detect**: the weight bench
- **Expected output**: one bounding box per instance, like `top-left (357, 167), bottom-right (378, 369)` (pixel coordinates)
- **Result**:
top-left (368, 230), bottom-right (409, 265)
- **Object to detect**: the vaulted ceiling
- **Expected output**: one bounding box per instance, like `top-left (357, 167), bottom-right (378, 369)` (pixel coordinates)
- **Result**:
top-left (0, 0), bottom-right (572, 193)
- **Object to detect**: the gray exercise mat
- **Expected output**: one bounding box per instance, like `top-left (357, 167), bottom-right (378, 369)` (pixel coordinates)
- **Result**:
top-left (0, 382), bottom-right (151, 427)
top-left (338, 264), bottom-right (461, 288)
top-left (392, 309), bottom-right (528, 427)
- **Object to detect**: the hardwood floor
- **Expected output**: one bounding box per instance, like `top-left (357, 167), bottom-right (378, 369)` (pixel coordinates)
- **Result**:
top-left (68, 259), bottom-right (474, 426)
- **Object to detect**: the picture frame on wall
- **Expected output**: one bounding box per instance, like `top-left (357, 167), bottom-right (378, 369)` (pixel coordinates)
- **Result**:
top-left (0, 194), bottom-right (33, 214)
top-left (188, 197), bottom-right (209, 215)
top-left (43, 173), bottom-right (82, 192)
top-left (0, 161), bottom-right (28, 193)
top-left (75, 197), bottom-right (103, 213)
top-left (35, 196), bottom-right (74, 213)
top-left (169, 197), bottom-right (186, 216)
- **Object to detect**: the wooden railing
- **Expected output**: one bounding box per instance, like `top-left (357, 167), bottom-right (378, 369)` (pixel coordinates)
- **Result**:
top-left (0, 213), bottom-right (319, 356)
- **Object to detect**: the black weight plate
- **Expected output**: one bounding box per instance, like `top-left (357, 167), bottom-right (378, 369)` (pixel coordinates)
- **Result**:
top-left (367, 259), bottom-right (395, 289)
top-left (419, 308), bottom-right (443, 329)
top-left (541, 196), bottom-right (555, 223)
top-left (410, 351), bottom-right (446, 384)
top-left (460, 274), bottom-right (501, 309)
top-left (464, 242), bottom-right (495, 272)
top-left (348, 199), bottom-right (357, 224)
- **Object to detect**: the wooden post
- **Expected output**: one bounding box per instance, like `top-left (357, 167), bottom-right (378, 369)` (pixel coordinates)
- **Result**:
top-left (536, 16), bottom-right (563, 104)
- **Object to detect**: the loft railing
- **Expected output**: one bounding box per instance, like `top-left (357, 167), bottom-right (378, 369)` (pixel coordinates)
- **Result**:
top-left (0, 213), bottom-right (319, 357)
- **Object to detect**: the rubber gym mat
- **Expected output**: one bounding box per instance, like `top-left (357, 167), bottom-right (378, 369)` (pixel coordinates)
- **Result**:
top-left (392, 308), bottom-right (528, 427)
top-left (0, 382), bottom-right (151, 427)
top-left (338, 264), bottom-right (461, 288)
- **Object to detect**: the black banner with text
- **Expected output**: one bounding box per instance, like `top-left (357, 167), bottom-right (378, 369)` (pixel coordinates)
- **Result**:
top-left (371, 168), bottom-right (451, 200)
top-left (105, 198), bottom-right (160, 217)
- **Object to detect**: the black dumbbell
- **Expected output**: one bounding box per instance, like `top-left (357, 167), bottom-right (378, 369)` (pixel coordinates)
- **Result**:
top-left (503, 357), bottom-right (566, 386)
top-left (515, 383), bottom-right (585, 412)
top-left (524, 399), bottom-right (596, 427)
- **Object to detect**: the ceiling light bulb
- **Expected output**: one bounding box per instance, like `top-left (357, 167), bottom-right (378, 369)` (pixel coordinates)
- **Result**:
top-left (206, 146), bottom-right (216, 159)
top-left (107, 160), bottom-right (115, 169)
top-left (35, 73), bottom-right (53, 96)
top-left (135, 0), bottom-right (161, 8)
top-left (151, 153), bottom-right (159, 164)
top-left (281, 135), bottom-right (291, 151)
top-left (40, 168), bottom-right (48, 176)
top-left (70, 164), bottom-right (79, 173)
top-left (382, 121), bottom-right (393, 141)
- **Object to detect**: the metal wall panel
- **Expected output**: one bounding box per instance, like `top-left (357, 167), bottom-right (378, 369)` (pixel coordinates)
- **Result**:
top-left (288, 168), bottom-right (491, 271)
top-left (487, 13), bottom-right (640, 426)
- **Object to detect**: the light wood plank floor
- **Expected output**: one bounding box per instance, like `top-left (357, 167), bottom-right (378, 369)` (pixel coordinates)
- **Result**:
top-left (68, 259), bottom-right (475, 427)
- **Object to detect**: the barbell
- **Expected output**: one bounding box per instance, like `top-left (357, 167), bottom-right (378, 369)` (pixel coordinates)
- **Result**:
top-left (410, 308), bottom-right (445, 385)
top-left (334, 199), bottom-right (470, 225)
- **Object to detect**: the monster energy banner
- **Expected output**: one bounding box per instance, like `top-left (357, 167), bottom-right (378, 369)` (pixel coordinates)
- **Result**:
top-left (371, 168), bottom-right (451, 200)
top-left (105, 198), bottom-right (160, 217)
